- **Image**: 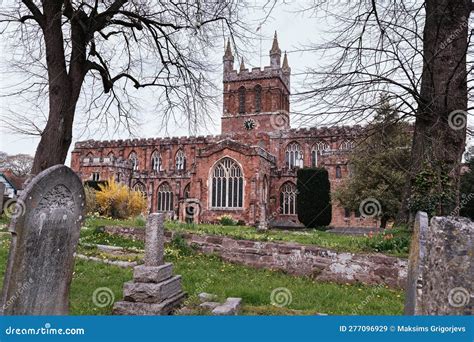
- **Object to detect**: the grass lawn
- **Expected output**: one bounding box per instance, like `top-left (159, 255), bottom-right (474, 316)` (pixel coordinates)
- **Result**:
top-left (0, 232), bottom-right (404, 315)
top-left (82, 216), bottom-right (410, 257)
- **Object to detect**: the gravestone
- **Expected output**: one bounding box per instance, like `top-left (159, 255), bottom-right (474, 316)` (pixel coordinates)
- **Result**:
top-left (404, 211), bottom-right (428, 315)
top-left (113, 213), bottom-right (186, 315)
top-left (405, 211), bottom-right (473, 315)
top-left (1, 165), bottom-right (85, 315)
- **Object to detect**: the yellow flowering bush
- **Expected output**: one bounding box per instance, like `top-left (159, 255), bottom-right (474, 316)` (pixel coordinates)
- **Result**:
top-left (95, 178), bottom-right (147, 219)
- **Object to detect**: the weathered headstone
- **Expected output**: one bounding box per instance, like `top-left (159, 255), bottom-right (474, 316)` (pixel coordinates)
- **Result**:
top-left (405, 211), bottom-right (474, 315)
top-left (113, 213), bottom-right (186, 315)
top-left (1, 165), bottom-right (85, 315)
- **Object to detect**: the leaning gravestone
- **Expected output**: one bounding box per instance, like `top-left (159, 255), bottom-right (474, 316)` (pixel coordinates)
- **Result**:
top-left (113, 213), bottom-right (186, 315)
top-left (0, 165), bottom-right (85, 315)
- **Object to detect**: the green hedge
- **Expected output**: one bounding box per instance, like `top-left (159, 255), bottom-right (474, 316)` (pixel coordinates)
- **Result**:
top-left (297, 168), bottom-right (332, 228)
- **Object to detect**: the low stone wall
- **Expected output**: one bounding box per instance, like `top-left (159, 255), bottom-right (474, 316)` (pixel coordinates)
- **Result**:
top-left (103, 226), bottom-right (407, 288)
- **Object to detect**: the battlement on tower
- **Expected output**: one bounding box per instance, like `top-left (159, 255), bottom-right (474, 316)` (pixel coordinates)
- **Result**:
top-left (223, 66), bottom-right (289, 90)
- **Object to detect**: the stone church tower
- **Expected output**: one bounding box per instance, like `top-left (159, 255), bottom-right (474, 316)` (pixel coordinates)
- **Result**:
top-left (221, 32), bottom-right (291, 135)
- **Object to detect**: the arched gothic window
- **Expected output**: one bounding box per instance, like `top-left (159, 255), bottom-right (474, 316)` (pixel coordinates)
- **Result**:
top-left (151, 151), bottom-right (161, 172)
top-left (175, 150), bottom-right (186, 171)
top-left (254, 85), bottom-right (262, 113)
top-left (133, 182), bottom-right (147, 198)
top-left (157, 183), bottom-right (173, 211)
top-left (339, 140), bottom-right (354, 150)
top-left (285, 142), bottom-right (303, 169)
top-left (311, 141), bottom-right (330, 167)
top-left (238, 86), bottom-right (246, 114)
top-left (129, 151), bottom-right (139, 171)
top-left (336, 165), bottom-right (342, 179)
top-left (211, 158), bottom-right (243, 208)
top-left (280, 182), bottom-right (297, 215)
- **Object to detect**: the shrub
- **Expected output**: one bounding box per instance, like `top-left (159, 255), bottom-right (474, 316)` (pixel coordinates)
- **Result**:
top-left (297, 168), bottom-right (332, 228)
top-left (363, 228), bottom-right (411, 255)
top-left (219, 214), bottom-right (237, 226)
top-left (95, 178), bottom-right (147, 219)
top-left (84, 186), bottom-right (97, 215)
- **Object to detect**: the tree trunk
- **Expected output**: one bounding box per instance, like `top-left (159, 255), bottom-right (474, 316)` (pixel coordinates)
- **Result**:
top-left (398, 0), bottom-right (469, 221)
top-left (31, 1), bottom-right (86, 174)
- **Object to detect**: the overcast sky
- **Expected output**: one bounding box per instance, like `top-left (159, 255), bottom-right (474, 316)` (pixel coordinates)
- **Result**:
top-left (0, 1), bottom-right (472, 162)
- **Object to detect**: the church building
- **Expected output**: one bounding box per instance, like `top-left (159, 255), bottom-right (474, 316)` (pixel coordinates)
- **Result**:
top-left (71, 33), bottom-right (377, 229)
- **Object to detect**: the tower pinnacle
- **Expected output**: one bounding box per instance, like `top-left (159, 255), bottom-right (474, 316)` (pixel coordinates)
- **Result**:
top-left (223, 38), bottom-right (234, 73)
top-left (269, 31), bottom-right (281, 68)
top-left (240, 57), bottom-right (246, 72)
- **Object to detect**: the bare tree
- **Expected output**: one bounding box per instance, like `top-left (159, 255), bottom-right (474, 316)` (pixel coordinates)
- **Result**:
top-left (296, 0), bottom-right (473, 219)
top-left (0, 0), bottom-right (250, 174)
top-left (0, 152), bottom-right (34, 176)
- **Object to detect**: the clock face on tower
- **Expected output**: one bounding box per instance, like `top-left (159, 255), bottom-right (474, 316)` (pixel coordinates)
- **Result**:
top-left (243, 118), bottom-right (256, 130)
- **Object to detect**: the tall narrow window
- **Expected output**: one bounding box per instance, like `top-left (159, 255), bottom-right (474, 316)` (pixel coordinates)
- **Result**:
top-left (285, 142), bottom-right (303, 169)
top-left (157, 183), bottom-right (173, 211)
top-left (336, 165), bottom-right (342, 179)
top-left (92, 172), bottom-right (100, 181)
top-left (175, 150), bottom-right (186, 171)
top-left (151, 151), bottom-right (161, 172)
top-left (254, 85), bottom-right (262, 113)
top-left (129, 151), bottom-right (139, 171)
top-left (311, 141), bottom-right (330, 167)
top-left (280, 182), bottom-right (297, 215)
top-left (238, 86), bottom-right (246, 114)
top-left (211, 158), bottom-right (243, 208)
